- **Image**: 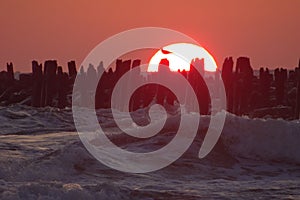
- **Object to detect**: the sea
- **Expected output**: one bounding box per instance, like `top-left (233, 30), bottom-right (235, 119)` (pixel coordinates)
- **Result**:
top-left (0, 104), bottom-right (300, 199)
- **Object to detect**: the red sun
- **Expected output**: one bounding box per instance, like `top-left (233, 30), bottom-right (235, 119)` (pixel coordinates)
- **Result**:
top-left (147, 43), bottom-right (217, 72)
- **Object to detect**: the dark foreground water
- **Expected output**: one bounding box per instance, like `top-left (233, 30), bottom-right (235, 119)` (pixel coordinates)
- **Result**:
top-left (0, 105), bottom-right (300, 199)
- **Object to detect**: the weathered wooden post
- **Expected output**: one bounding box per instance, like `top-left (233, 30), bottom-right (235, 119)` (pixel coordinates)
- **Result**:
top-left (295, 67), bottom-right (300, 119)
top-left (132, 59), bottom-right (141, 68)
top-left (57, 66), bottom-right (68, 108)
top-left (235, 57), bottom-right (254, 115)
top-left (97, 61), bottom-right (104, 78)
top-left (129, 59), bottom-right (142, 111)
top-left (274, 68), bottom-right (287, 106)
top-left (67, 60), bottom-right (77, 78)
top-left (221, 57), bottom-right (234, 113)
top-left (6, 62), bottom-right (15, 83)
top-left (41, 60), bottom-right (58, 107)
top-left (31, 61), bottom-right (43, 107)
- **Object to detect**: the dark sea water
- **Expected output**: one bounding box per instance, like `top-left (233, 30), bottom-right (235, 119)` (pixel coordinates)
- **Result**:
top-left (0, 105), bottom-right (300, 199)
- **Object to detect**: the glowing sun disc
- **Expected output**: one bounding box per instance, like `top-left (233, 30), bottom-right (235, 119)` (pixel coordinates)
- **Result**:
top-left (147, 43), bottom-right (217, 72)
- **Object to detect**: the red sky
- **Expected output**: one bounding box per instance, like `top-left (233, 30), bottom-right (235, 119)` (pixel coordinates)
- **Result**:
top-left (0, 0), bottom-right (299, 72)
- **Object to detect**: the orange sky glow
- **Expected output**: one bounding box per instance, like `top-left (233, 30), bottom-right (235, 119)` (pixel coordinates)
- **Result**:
top-left (0, 0), bottom-right (299, 72)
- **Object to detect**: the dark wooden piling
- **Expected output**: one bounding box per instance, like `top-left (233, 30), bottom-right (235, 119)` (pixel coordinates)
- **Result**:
top-left (191, 58), bottom-right (205, 76)
top-left (234, 57), bottom-right (254, 115)
top-left (41, 60), bottom-right (58, 107)
top-left (274, 68), bottom-right (287, 106)
top-left (0, 62), bottom-right (15, 104)
top-left (129, 59), bottom-right (142, 111)
top-left (97, 61), bottom-right (104, 78)
top-left (188, 58), bottom-right (209, 115)
top-left (258, 67), bottom-right (272, 108)
top-left (31, 61), bottom-right (43, 107)
top-left (120, 60), bottom-right (131, 76)
top-left (295, 67), bottom-right (300, 119)
top-left (221, 57), bottom-right (234, 112)
top-left (132, 59), bottom-right (141, 69)
top-left (67, 60), bottom-right (77, 78)
top-left (1, 57), bottom-right (300, 120)
top-left (57, 66), bottom-right (68, 108)
top-left (6, 62), bottom-right (15, 83)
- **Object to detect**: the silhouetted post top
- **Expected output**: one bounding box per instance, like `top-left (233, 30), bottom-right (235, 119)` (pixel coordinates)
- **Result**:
top-left (87, 64), bottom-right (97, 84)
top-left (158, 58), bottom-right (170, 73)
top-left (87, 64), bottom-right (96, 73)
top-left (132, 59), bottom-right (141, 68)
top-left (32, 60), bottom-right (42, 77)
top-left (97, 61), bottom-right (104, 73)
top-left (130, 59), bottom-right (141, 76)
top-left (181, 69), bottom-right (187, 78)
top-left (96, 61), bottom-right (105, 79)
top-left (236, 57), bottom-right (253, 75)
top-left (67, 61), bottom-right (77, 77)
top-left (6, 62), bottom-right (14, 81)
top-left (259, 67), bottom-right (264, 73)
top-left (191, 58), bottom-right (204, 75)
top-left (44, 60), bottom-right (58, 76)
top-left (116, 59), bottom-right (123, 72)
top-left (79, 66), bottom-right (86, 75)
top-left (122, 60), bottom-right (131, 72)
top-left (98, 61), bottom-right (104, 69)
top-left (114, 59), bottom-right (131, 76)
top-left (222, 57), bottom-right (234, 76)
top-left (57, 66), bottom-right (63, 75)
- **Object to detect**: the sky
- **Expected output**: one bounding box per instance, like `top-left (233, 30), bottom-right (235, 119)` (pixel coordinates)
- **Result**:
top-left (0, 0), bottom-right (299, 72)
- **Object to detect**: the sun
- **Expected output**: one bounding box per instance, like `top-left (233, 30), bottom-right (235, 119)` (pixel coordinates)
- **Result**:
top-left (148, 49), bottom-right (190, 72)
top-left (147, 43), bottom-right (217, 72)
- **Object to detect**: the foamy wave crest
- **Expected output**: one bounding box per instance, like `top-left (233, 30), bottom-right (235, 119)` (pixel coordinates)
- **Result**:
top-left (0, 104), bottom-right (75, 135)
top-left (0, 104), bottom-right (299, 164)
top-left (220, 113), bottom-right (300, 164)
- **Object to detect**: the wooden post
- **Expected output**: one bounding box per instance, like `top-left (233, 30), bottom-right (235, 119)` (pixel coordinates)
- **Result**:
top-left (67, 60), bottom-right (77, 78)
top-left (235, 57), bottom-right (253, 115)
top-left (41, 60), bottom-right (57, 107)
top-left (57, 66), bottom-right (68, 108)
top-left (132, 59), bottom-right (141, 68)
top-left (31, 61), bottom-right (43, 107)
top-left (295, 67), bottom-right (300, 119)
top-left (221, 57), bottom-right (234, 113)
top-left (6, 62), bottom-right (15, 83)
